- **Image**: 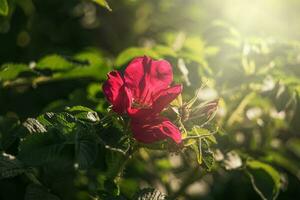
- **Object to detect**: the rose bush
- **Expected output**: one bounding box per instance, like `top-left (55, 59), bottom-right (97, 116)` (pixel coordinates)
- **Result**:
top-left (1, 1), bottom-right (300, 199)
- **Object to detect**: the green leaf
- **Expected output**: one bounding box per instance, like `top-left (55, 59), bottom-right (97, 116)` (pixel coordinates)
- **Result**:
top-left (0, 115), bottom-right (20, 150)
top-left (191, 127), bottom-right (217, 144)
top-left (53, 65), bottom-right (104, 80)
top-left (16, 0), bottom-right (35, 16)
top-left (138, 140), bottom-right (172, 150)
top-left (227, 92), bottom-right (256, 126)
top-left (290, 93), bottom-right (300, 133)
top-left (287, 138), bottom-right (300, 158)
top-left (191, 142), bottom-right (202, 165)
top-left (0, 0), bottom-right (9, 16)
top-left (18, 131), bottom-right (65, 166)
top-left (74, 49), bottom-right (110, 79)
top-left (105, 150), bottom-right (126, 179)
top-left (66, 106), bottom-right (100, 123)
top-left (190, 138), bottom-right (214, 170)
top-left (25, 184), bottom-right (60, 200)
top-left (36, 54), bottom-right (74, 71)
top-left (153, 45), bottom-right (177, 57)
top-left (201, 139), bottom-right (215, 170)
top-left (19, 109), bottom-right (100, 169)
top-left (115, 47), bottom-right (160, 67)
top-left (92, 0), bottom-right (112, 11)
top-left (246, 159), bottom-right (281, 200)
top-left (264, 151), bottom-right (300, 180)
top-left (0, 63), bottom-right (32, 81)
top-left (119, 178), bottom-right (139, 198)
top-left (0, 153), bottom-right (25, 179)
top-left (74, 131), bottom-right (98, 169)
top-left (133, 188), bottom-right (167, 200)
top-left (97, 174), bottom-right (121, 198)
top-left (74, 49), bottom-right (105, 66)
top-left (37, 112), bottom-right (77, 135)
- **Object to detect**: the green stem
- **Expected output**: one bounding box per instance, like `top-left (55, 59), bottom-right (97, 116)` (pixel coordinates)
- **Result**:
top-left (25, 171), bottom-right (42, 186)
top-left (113, 144), bottom-right (136, 183)
top-left (106, 139), bottom-right (137, 183)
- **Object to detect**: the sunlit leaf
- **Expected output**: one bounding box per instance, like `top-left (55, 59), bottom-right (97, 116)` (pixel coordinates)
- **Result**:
top-left (115, 47), bottom-right (160, 67)
top-left (92, 0), bottom-right (112, 11)
top-left (36, 54), bottom-right (74, 71)
top-left (191, 126), bottom-right (217, 144)
top-left (66, 106), bottom-right (100, 123)
top-left (23, 118), bottom-right (47, 134)
top-left (153, 45), bottom-right (177, 57)
top-left (264, 151), bottom-right (300, 180)
top-left (53, 65), bottom-right (104, 80)
top-left (0, 63), bottom-right (33, 81)
top-left (134, 188), bottom-right (166, 200)
top-left (0, 0), bottom-right (9, 16)
top-left (227, 92), bottom-right (256, 126)
top-left (170, 93), bottom-right (183, 108)
top-left (190, 137), bottom-right (215, 170)
top-left (74, 49), bottom-right (110, 79)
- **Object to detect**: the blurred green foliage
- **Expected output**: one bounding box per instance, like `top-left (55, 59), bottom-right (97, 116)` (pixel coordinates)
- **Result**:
top-left (1, 0), bottom-right (300, 200)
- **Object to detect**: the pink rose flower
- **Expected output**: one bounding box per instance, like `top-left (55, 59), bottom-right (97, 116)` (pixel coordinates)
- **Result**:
top-left (103, 56), bottom-right (182, 144)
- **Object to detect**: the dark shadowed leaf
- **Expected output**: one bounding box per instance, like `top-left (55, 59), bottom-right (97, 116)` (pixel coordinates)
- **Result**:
top-left (290, 93), bottom-right (300, 133)
top-left (75, 131), bottom-right (98, 169)
top-left (246, 159), bottom-right (281, 200)
top-left (0, 115), bottom-right (20, 150)
top-left (18, 131), bottom-right (65, 166)
top-left (0, 153), bottom-right (25, 179)
top-left (25, 184), bottom-right (60, 200)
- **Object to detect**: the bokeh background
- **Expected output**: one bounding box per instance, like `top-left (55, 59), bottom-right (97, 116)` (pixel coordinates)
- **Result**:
top-left (0, 0), bottom-right (300, 199)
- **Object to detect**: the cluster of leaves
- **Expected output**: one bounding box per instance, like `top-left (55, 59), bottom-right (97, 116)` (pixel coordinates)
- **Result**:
top-left (0, 0), bottom-right (111, 18)
top-left (1, 104), bottom-right (144, 199)
top-left (0, 45), bottom-right (220, 200)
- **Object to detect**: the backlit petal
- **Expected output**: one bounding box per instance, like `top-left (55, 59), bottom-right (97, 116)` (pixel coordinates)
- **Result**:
top-left (131, 116), bottom-right (182, 144)
top-left (102, 71), bottom-right (130, 114)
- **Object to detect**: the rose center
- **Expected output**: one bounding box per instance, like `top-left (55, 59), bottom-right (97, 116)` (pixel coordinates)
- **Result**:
top-left (132, 99), bottom-right (151, 109)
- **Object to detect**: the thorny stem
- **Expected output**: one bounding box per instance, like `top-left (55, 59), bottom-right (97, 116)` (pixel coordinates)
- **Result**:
top-left (110, 120), bottom-right (138, 183)
top-left (244, 170), bottom-right (268, 200)
top-left (178, 117), bottom-right (188, 138)
top-left (25, 171), bottom-right (42, 186)
top-left (113, 141), bottom-right (138, 183)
